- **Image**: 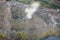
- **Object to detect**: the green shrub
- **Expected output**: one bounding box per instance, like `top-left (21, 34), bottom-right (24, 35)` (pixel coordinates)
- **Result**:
top-left (16, 32), bottom-right (28, 40)
top-left (0, 33), bottom-right (6, 39)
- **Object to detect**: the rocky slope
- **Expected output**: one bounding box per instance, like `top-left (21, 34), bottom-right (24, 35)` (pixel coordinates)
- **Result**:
top-left (0, 1), bottom-right (60, 33)
top-left (0, 1), bottom-right (60, 40)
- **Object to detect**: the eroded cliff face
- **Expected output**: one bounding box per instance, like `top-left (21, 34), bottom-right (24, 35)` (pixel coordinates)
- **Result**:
top-left (0, 1), bottom-right (11, 34)
top-left (7, 2), bottom-right (60, 30)
top-left (0, 1), bottom-right (60, 36)
top-left (0, 1), bottom-right (60, 40)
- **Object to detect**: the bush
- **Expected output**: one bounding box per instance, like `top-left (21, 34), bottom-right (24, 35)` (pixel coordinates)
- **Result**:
top-left (16, 32), bottom-right (28, 40)
top-left (0, 33), bottom-right (7, 39)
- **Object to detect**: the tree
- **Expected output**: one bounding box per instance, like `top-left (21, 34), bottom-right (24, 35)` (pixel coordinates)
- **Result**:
top-left (35, 0), bottom-right (60, 9)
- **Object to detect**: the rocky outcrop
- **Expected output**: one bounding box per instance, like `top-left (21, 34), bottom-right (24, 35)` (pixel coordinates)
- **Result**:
top-left (0, 1), bottom-right (60, 34)
top-left (0, 1), bottom-right (60, 40)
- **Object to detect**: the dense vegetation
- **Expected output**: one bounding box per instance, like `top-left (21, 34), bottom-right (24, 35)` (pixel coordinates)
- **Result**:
top-left (10, 0), bottom-right (60, 9)
top-left (38, 0), bottom-right (60, 9)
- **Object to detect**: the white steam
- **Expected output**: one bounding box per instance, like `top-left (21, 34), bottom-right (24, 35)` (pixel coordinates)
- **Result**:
top-left (25, 2), bottom-right (40, 19)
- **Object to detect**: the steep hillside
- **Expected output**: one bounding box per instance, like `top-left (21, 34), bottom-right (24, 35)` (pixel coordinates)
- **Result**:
top-left (0, 1), bottom-right (60, 40)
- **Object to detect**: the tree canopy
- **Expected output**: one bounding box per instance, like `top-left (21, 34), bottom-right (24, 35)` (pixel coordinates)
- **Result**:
top-left (10, 0), bottom-right (60, 9)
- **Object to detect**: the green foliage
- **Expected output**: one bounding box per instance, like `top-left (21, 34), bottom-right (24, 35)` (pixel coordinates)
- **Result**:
top-left (41, 1), bottom-right (60, 9)
top-left (17, 32), bottom-right (28, 40)
top-left (50, 4), bottom-right (60, 9)
top-left (18, 0), bottom-right (32, 4)
top-left (11, 0), bottom-right (34, 4)
top-left (11, 0), bottom-right (60, 9)
top-left (0, 33), bottom-right (6, 39)
top-left (36, 0), bottom-right (60, 9)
